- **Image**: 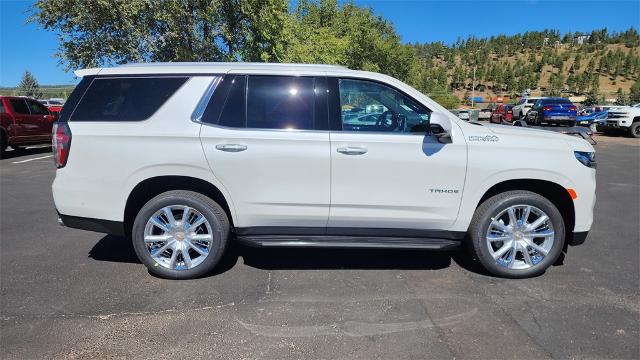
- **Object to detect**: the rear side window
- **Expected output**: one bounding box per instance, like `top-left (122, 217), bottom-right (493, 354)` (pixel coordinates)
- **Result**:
top-left (247, 76), bottom-right (315, 130)
top-left (218, 75), bottom-right (247, 128)
top-left (70, 77), bottom-right (188, 121)
top-left (9, 99), bottom-right (30, 114)
top-left (27, 100), bottom-right (49, 115)
top-left (0, 101), bottom-right (5, 113)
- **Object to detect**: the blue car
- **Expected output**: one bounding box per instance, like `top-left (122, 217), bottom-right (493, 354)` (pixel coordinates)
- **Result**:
top-left (526, 98), bottom-right (577, 127)
top-left (576, 109), bottom-right (608, 132)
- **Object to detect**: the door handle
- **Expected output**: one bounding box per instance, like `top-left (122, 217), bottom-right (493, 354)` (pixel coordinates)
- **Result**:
top-left (336, 146), bottom-right (368, 155)
top-left (215, 144), bottom-right (247, 152)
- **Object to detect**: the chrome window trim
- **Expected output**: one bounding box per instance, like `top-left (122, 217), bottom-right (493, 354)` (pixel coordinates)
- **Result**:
top-left (191, 76), bottom-right (223, 124)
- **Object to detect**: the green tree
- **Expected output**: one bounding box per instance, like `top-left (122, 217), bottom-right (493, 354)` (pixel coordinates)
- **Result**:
top-left (615, 88), bottom-right (629, 105)
top-left (30, 0), bottom-right (291, 69)
top-left (630, 79), bottom-right (640, 103)
top-left (17, 71), bottom-right (43, 98)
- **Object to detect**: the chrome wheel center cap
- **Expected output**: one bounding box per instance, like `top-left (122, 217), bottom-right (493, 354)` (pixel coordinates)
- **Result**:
top-left (514, 231), bottom-right (524, 240)
top-left (174, 232), bottom-right (186, 241)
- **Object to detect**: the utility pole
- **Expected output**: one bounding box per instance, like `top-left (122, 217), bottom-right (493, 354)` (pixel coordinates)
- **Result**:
top-left (471, 66), bottom-right (476, 108)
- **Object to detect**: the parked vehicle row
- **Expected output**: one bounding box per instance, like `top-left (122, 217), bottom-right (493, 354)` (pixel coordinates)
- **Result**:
top-left (0, 96), bottom-right (57, 158)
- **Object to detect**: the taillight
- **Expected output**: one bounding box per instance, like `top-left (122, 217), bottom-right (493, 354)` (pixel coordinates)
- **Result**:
top-left (507, 110), bottom-right (513, 114)
top-left (543, 106), bottom-right (553, 111)
top-left (569, 106), bottom-right (577, 111)
top-left (52, 122), bottom-right (71, 168)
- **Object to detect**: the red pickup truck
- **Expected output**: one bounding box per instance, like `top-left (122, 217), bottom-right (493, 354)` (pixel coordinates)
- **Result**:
top-left (1, 96), bottom-right (57, 158)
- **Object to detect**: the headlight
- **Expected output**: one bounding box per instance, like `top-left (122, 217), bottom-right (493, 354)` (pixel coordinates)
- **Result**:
top-left (574, 151), bottom-right (596, 168)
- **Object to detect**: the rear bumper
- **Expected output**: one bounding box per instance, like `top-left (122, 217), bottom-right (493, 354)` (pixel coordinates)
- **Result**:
top-left (58, 212), bottom-right (125, 236)
top-left (542, 116), bottom-right (576, 123)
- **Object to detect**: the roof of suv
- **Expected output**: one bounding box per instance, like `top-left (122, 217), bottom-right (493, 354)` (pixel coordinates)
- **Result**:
top-left (75, 62), bottom-right (349, 77)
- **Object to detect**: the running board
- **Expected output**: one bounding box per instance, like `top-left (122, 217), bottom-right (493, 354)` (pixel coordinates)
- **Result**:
top-left (236, 235), bottom-right (461, 250)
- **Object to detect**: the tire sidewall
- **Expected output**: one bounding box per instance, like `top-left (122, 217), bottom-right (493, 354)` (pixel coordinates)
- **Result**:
top-left (132, 193), bottom-right (228, 279)
top-left (630, 122), bottom-right (640, 138)
top-left (472, 192), bottom-right (565, 278)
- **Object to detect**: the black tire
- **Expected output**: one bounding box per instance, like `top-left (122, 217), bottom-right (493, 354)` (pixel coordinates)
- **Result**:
top-left (131, 190), bottom-right (230, 279)
top-left (0, 131), bottom-right (6, 159)
top-left (467, 190), bottom-right (565, 278)
top-left (629, 121), bottom-right (640, 139)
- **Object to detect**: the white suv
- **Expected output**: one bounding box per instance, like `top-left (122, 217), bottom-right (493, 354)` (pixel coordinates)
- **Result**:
top-left (52, 62), bottom-right (596, 279)
top-left (512, 97), bottom-right (543, 120)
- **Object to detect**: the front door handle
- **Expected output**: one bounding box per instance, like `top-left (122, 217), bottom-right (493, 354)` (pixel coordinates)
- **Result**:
top-left (336, 146), bottom-right (368, 155)
top-left (216, 144), bottom-right (247, 152)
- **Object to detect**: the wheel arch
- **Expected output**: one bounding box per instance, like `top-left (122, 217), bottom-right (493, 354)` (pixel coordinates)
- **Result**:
top-left (476, 179), bottom-right (575, 235)
top-left (124, 175), bottom-right (235, 237)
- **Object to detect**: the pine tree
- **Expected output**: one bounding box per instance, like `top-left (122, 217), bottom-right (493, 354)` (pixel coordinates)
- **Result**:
top-left (17, 71), bottom-right (43, 99)
top-left (615, 88), bottom-right (629, 105)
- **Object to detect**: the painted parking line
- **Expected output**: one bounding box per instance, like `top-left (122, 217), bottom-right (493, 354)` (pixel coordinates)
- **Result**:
top-left (12, 155), bottom-right (53, 164)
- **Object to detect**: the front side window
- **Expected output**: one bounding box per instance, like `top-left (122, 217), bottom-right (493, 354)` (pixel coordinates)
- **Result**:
top-left (70, 77), bottom-right (188, 121)
top-left (338, 79), bottom-right (430, 133)
top-left (27, 100), bottom-right (49, 115)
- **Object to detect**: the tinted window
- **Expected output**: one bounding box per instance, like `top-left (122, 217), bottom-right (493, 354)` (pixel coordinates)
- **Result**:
top-left (247, 76), bottom-right (314, 130)
top-left (70, 77), bottom-right (187, 121)
top-left (526, 99), bottom-right (537, 104)
top-left (338, 79), bottom-right (430, 133)
top-left (541, 98), bottom-right (572, 105)
top-left (9, 99), bottom-right (30, 114)
top-left (27, 100), bottom-right (49, 115)
top-left (0, 102), bottom-right (5, 113)
top-left (218, 75), bottom-right (246, 128)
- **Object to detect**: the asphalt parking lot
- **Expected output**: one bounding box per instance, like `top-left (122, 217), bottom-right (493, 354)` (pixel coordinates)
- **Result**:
top-left (1, 135), bottom-right (638, 359)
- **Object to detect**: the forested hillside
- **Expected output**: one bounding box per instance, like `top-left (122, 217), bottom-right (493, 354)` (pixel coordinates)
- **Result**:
top-left (409, 28), bottom-right (640, 106)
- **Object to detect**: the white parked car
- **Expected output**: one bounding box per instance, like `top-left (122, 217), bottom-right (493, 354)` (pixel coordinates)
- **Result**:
top-left (52, 62), bottom-right (596, 279)
top-left (512, 97), bottom-right (543, 120)
top-left (457, 110), bottom-right (470, 120)
top-left (601, 103), bottom-right (640, 138)
top-left (478, 108), bottom-right (492, 120)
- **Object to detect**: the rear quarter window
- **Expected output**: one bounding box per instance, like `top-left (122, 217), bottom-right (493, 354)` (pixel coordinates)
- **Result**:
top-left (70, 77), bottom-right (188, 121)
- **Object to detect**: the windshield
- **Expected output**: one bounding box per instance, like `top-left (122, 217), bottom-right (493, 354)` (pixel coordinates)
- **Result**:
top-left (541, 98), bottom-right (572, 105)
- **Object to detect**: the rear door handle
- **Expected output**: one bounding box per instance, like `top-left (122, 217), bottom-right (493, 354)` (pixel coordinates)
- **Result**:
top-left (215, 144), bottom-right (247, 152)
top-left (336, 146), bottom-right (368, 155)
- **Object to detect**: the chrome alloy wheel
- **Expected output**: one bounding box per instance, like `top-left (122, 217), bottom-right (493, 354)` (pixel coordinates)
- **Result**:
top-left (143, 205), bottom-right (213, 270)
top-left (486, 205), bottom-right (555, 270)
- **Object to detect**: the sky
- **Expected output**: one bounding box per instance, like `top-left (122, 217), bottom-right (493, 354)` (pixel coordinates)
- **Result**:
top-left (1, 0), bottom-right (638, 86)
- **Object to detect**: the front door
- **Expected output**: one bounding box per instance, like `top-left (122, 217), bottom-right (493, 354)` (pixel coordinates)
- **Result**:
top-left (328, 78), bottom-right (467, 233)
top-left (200, 74), bottom-right (331, 231)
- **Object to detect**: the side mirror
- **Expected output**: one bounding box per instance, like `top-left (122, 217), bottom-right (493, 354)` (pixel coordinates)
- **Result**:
top-left (428, 112), bottom-right (453, 143)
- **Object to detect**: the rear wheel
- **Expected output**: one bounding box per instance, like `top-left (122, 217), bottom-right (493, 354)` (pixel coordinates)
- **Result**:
top-left (468, 190), bottom-right (565, 278)
top-left (0, 132), bottom-right (6, 159)
top-left (132, 190), bottom-right (230, 279)
top-left (630, 122), bottom-right (640, 138)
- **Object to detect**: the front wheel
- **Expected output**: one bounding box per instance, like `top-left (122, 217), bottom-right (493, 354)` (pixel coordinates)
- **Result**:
top-left (629, 122), bottom-right (640, 138)
top-left (132, 190), bottom-right (230, 279)
top-left (467, 190), bottom-right (565, 278)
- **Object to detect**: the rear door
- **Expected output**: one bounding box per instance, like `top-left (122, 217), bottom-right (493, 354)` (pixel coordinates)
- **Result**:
top-left (7, 99), bottom-right (34, 139)
top-left (199, 74), bottom-right (331, 232)
top-left (327, 77), bottom-right (467, 233)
